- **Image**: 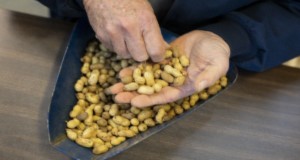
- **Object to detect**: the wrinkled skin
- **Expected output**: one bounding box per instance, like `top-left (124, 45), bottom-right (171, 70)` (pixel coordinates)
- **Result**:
top-left (107, 30), bottom-right (230, 108)
top-left (83, 0), bottom-right (166, 62)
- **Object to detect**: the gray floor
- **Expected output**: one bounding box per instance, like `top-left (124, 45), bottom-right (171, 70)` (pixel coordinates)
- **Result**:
top-left (1, 0), bottom-right (300, 68)
top-left (0, 0), bottom-right (49, 17)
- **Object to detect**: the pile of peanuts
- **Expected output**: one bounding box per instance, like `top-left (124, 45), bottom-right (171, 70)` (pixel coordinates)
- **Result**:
top-left (122, 49), bottom-right (189, 95)
top-left (66, 40), bottom-right (228, 154)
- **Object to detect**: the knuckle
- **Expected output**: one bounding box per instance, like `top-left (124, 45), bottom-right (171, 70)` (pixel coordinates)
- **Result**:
top-left (120, 19), bottom-right (135, 31)
top-left (105, 25), bottom-right (117, 37)
top-left (141, 11), bottom-right (155, 22)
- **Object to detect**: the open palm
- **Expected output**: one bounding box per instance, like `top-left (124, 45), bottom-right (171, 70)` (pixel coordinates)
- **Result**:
top-left (108, 30), bottom-right (230, 107)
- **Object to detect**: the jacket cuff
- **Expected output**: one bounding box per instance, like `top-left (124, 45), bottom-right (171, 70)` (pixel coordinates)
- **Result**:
top-left (199, 18), bottom-right (253, 59)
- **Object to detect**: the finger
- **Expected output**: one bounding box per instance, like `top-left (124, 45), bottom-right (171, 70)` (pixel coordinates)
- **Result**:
top-left (105, 83), bottom-right (124, 95)
top-left (169, 34), bottom-right (194, 58)
top-left (131, 85), bottom-right (194, 108)
top-left (125, 28), bottom-right (149, 62)
top-left (143, 21), bottom-right (166, 62)
top-left (164, 41), bottom-right (170, 48)
top-left (118, 67), bottom-right (134, 78)
top-left (110, 30), bottom-right (131, 59)
top-left (114, 92), bottom-right (138, 104)
top-left (95, 34), bottom-right (113, 51)
top-left (193, 65), bottom-right (227, 92)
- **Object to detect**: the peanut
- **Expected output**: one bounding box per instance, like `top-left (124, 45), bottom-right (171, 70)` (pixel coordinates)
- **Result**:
top-left (97, 117), bottom-right (108, 127)
top-left (67, 118), bottom-right (80, 129)
top-left (76, 112), bottom-right (88, 121)
top-left (144, 118), bottom-right (156, 127)
top-left (138, 123), bottom-right (148, 132)
top-left (77, 123), bottom-right (86, 130)
top-left (121, 76), bottom-right (133, 84)
top-left (138, 110), bottom-right (154, 121)
top-left (112, 116), bottom-right (130, 127)
top-left (93, 145), bottom-right (108, 154)
top-left (118, 130), bottom-right (136, 138)
top-left (111, 137), bottom-right (125, 146)
top-left (82, 127), bottom-right (96, 139)
top-left (155, 108), bottom-right (166, 124)
top-left (174, 105), bottom-right (184, 114)
top-left (134, 76), bottom-right (146, 85)
top-left (130, 107), bottom-right (141, 115)
top-left (86, 92), bottom-right (99, 104)
top-left (66, 129), bottom-right (77, 141)
top-left (109, 104), bottom-right (119, 116)
top-left (179, 55), bottom-right (189, 67)
top-left (84, 105), bottom-right (94, 126)
top-left (130, 118), bottom-right (140, 126)
top-left (164, 65), bottom-right (182, 77)
top-left (199, 91), bottom-right (209, 100)
top-left (161, 71), bottom-right (174, 83)
top-left (88, 70), bottom-right (100, 85)
top-left (173, 76), bottom-right (185, 87)
top-left (92, 138), bottom-right (104, 147)
top-left (76, 137), bottom-right (93, 148)
top-left (69, 105), bottom-right (83, 118)
top-left (124, 82), bottom-right (139, 91)
top-left (189, 93), bottom-right (200, 106)
top-left (182, 101), bottom-right (191, 110)
top-left (154, 69), bottom-right (162, 79)
top-left (153, 83), bottom-right (162, 93)
top-left (121, 112), bottom-right (135, 119)
top-left (90, 63), bottom-right (104, 70)
top-left (81, 63), bottom-right (90, 74)
top-left (144, 71), bottom-right (155, 86)
top-left (94, 104), bottom-right (103, 115)
top-left (155, 79), bottom-right (168, 87)
top-left (137, 86), bottom-right (154, 95)
top-left (74, 80), bottom-right (85, 92)
top-left (165, 49), bottom-right (173, 58)
top-left (130, 126), bottom-right (139, 134)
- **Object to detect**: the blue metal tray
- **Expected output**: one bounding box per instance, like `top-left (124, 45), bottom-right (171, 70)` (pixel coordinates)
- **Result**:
top-left (48, 18), bottom-right (238, 160)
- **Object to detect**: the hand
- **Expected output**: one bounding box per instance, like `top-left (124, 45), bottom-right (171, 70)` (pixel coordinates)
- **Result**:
top-left (83, 0), bottom-right (166, 62)
top-left (107, 30), bottom-right (230, 107)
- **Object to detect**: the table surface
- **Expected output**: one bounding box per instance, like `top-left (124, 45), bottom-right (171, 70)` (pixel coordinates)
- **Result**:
top-left (0, 9), bottom-right (300, 160)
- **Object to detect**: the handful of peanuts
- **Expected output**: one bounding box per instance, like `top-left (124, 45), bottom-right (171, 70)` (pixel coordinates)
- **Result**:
top-left (121, 49), bottom-right (189, 95)
top-left (66, 40), bottom-right (228, 154)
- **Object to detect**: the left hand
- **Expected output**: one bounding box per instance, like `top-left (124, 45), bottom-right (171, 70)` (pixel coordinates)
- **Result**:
top-left (83, 0), bottom-right (166, 62)
top-left (107, 30), bottom-right (230, 107)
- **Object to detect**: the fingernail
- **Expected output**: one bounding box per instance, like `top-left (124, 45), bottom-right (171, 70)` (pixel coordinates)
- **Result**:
top-left (152, 55), bottom-right (164, 62)
top-left (198, 80), bottom-right (207, 91)
top-left (136, 55), bottom-right (148, 62)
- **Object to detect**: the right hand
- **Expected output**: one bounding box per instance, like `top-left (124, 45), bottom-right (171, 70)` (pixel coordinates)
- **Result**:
top-left (106, 30), bottom-right (230, 107)
top-left (83, 0), bottom-right (167, 62)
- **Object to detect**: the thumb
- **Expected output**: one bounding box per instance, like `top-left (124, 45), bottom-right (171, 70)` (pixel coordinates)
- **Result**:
top-left (193, 66), bottom-right (223, 92)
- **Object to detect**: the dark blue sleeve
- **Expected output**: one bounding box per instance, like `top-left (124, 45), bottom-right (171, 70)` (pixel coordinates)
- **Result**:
top-left (201, 0), bottom-right (300, 72)
top-left (164, 0), bottom-right (300, 72)
top-left (37, 0), bottom-right (85, 18)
